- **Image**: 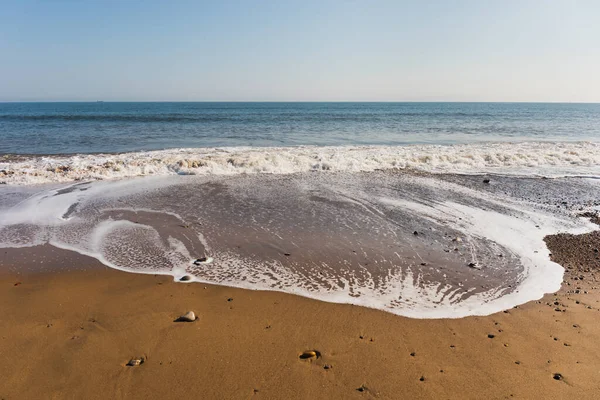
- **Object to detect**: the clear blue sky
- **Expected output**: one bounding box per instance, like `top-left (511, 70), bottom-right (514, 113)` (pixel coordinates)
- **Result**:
top-left (1, 0), bottom-right (598, 102)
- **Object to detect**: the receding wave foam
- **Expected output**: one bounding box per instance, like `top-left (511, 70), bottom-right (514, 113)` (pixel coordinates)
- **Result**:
top-left (1, 141), bottom-right (599, 185)
top-left (0, 171), bottom-right (598, 318)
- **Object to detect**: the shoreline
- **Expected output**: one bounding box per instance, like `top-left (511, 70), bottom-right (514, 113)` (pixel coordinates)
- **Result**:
top-left (2, 231), bottom-right (600, 399)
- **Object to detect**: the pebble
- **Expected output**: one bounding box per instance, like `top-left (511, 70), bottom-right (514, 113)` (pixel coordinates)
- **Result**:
top-left (180, 275), bottom-right (192, 282)
top-left (193, 257), bottom-right (213, 265)
top-left (553, 373), bottom-right (562, 381)
top-left (468, 262), bottom-right (481, 270)
top-left (176, 311), bottom-right (197, 322)
top-left (127, 357), bottom-right (145, 367)
top-left (299, 350), bottom-right (320, 360)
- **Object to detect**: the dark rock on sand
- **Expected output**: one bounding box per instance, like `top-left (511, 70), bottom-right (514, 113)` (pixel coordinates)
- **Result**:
top-left (468, 262), bottom-right (481, 269)
top-left (553, 373), bottom-right (563, 381)
top-left (180, 275), bottom-right (192, 282)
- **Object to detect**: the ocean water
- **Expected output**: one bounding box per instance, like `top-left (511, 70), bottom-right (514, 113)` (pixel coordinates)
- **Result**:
top-left (1, 102), bottom-right (599, 318)
top-left (1, 102), bottom-right (600, 154)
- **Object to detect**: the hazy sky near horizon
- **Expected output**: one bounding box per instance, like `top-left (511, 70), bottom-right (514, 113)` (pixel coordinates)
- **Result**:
top-left (1, 0), bottom-right (599, 102)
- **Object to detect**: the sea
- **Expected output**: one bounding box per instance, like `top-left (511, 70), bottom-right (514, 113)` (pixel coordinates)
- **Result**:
top-left (1, 102), bottom-right (599, 318)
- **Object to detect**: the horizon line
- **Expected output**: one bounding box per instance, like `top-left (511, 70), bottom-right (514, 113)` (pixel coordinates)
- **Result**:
top-left (1, 100), bottom-right (600, 104)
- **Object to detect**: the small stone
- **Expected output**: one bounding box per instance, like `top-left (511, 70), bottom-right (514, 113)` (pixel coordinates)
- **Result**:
top-left (284, 253), bottom-right (291, 256)
top-left (413, 231), bottom-right (419, 236)
top-left (419, 376), bottom-right (425, 382)
top-left (193, 257), bottom-right (213, 265)
top-left (488, 334), bottom-right (495, 339)
top-left (299, 350), bottom-right (320, 360)
top-left (180, 275), bottom-right (192, 282)
top-left (410, 352), bottom-right (416, 357)
top-left (452, 237), bottom-right (462, 242)
top-left (468, 262), bottom-right (481, 270)
top-left (127, 357), bottom-right (145, 367)
top-left (323, 364), bottom-right (332, 370)
top-left (553, 373), bottom-right (562, 381)
top-left (356, 385), bottom-right (368, 392)
top-left (483, 179), bottom-right (490, 184)
top-left (227, 297), bottom-right (233, 302)
top-left (176, 311), bottom-right (197, 322)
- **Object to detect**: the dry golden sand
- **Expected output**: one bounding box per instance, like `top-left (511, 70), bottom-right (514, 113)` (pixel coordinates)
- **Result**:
top-left (1, 239), bottom-right (599, 400)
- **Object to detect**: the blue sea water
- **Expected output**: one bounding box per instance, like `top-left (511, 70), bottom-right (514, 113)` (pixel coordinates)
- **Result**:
top-left (1, 102), bottom-right (599, 155)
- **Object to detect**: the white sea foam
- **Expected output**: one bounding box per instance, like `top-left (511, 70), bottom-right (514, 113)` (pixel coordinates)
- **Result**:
top-left (0, 172), bottom-right (597, 319)
top-left (1, 141), bottom-right (599, 185)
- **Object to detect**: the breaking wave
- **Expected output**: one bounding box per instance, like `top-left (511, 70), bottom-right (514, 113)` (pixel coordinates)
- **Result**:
top-left (1, 141), bottom-right (599, 185)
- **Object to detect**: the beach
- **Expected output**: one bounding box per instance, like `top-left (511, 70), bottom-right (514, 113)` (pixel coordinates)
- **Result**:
top-left (1, 230), bottom-right (599, 399)
top-left (2, 0), bottom-right (600, 394)
top-left (1, 102), bottom-right (600, 399)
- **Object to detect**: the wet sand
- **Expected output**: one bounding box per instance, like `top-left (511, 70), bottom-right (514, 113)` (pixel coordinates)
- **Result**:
top-left (1, 234), bottom-right (600, 400)
top-left (5, 172), bottom-right (596, 318)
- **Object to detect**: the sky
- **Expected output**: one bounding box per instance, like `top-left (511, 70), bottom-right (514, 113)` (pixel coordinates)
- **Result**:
top-left (0, 0), bottom-right (599, 102)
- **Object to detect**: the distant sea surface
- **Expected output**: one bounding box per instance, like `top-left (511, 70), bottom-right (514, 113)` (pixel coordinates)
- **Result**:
top-left (1, 102), bottom-right (599, 154)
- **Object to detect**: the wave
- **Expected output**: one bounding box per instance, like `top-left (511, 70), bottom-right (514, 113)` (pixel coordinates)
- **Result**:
top-left (1, 141), bottom-right (599, 185)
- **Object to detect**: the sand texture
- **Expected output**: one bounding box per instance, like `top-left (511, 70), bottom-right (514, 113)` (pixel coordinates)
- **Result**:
top-left (1, 236), bottom-right (600, 399)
